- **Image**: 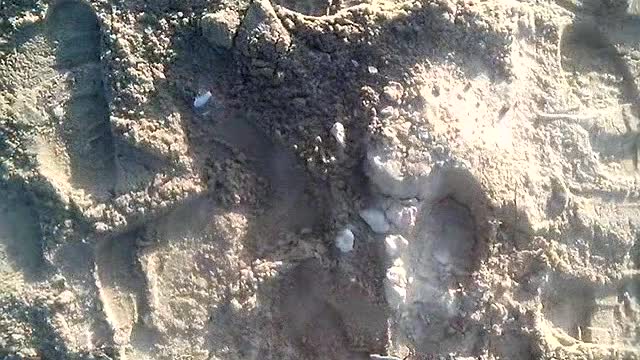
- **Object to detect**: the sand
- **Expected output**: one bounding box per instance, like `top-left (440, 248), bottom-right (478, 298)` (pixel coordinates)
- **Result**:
top-left (1, 0), bottom-right (640, 358)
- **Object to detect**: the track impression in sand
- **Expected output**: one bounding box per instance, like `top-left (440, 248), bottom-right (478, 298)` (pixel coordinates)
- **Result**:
top-left (381, 167), bottom-right (493, 356)
top-left (47, 0), bottom-right (117, 198)
top-left (543, 6), bottom-right (640, 347)
top-left (559, 11), bottom-right (640, 171)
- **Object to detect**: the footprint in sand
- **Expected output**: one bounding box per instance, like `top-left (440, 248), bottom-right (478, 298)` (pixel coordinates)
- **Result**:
top-left (541, 270), bottom-right (640, 347)
top-left (559, 11), bottom-right (640, 171)
top-left (94, 234), bottom-right (146, 349)
top-left (46, 0), bottom-right (116, 198)
top-left (278, 259), bottom-right (387, 359)
top-left (384, 168), bottom-right (493, 356)
top-left (0, 190), bottom-right (46, 282)
top-left (543, 8), bottom-right (640, 348)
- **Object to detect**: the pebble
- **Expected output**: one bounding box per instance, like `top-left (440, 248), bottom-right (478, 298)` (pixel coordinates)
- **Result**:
top-left (94, 222), bottom-right (109, 232)
top-left (385, 260), bottom-right (407, 305)
top-left (365, 152), bottom-right (420, 199)
top-left (367, 66), bottom-right (379, 74)
top-left (193, 91), bottom-right (212, 108)
top-left (359, 208), bottom-right (390, 234)
top-left (370, 355), bottom-right (402, 360)
top-left (331, 122), bottom-right (346, 147)
top-left (52, 105), bottom-right (64, 119)
top-left (417, 128), bottom-right (431, 142)
top-left (335, 228), bottom-right (355, 253)
top-left (384, 234), bottom-right (408, 258)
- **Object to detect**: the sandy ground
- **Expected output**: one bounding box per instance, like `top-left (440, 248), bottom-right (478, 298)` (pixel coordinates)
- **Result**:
top-left (1, 0), bottom-right (640, 358)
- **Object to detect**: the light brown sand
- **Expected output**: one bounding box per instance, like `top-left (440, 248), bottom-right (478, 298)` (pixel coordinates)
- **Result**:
top-left (1, 0), bottom-right (640, 358)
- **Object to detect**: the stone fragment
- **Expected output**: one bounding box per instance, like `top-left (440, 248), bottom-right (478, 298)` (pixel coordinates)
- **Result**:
top-left (331, 122), bottom-right (346, 147)
top-left (385, 259), bottom-right (407, 307)
top-left (335, 228), bottom-right (355, 253)
top-left (359, 208), bottom-right (390, 234)
top-left (384, 234), bottom-right (408, 258)
top-left (193, 91), bottom-right (212, 108)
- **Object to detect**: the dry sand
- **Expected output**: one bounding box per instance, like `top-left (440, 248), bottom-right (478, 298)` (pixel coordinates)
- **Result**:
top-left (1, 0), bottom-right (640, 358)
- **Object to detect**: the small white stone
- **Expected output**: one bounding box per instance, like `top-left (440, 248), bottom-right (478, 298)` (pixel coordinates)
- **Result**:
top-left (359, 208), bottom-right (390, 234)
top-left (330, 122), bottom-right (346, 147)
top-left (335, 228), bottom-right (355, 253)
top-left (367, 66), bottom-right (379, 74)
top-left (52, 106), bottom-right (65, 119)
top-left (417, 128), bottom-right (431, 142)
top-left (94, 222), bottom-right (109, 233)
top-left (193, 91), bottom-right (212, 108)
top-left (230, 297), bottom-right (243, 312)
top-left (370, 354), bottom-right (402, 360)
top-left (384, 234), bottom-right (409, 258)
top-left (385, 261), bottom-right (407, 306)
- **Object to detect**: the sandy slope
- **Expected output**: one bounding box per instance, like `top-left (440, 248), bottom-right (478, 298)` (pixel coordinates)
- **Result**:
top-left (1, 0), bottom-right (640, 358)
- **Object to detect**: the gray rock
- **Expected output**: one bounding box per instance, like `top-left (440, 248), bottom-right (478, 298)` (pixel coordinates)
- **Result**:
top-left (359, 208), bottom-right (390, 234)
